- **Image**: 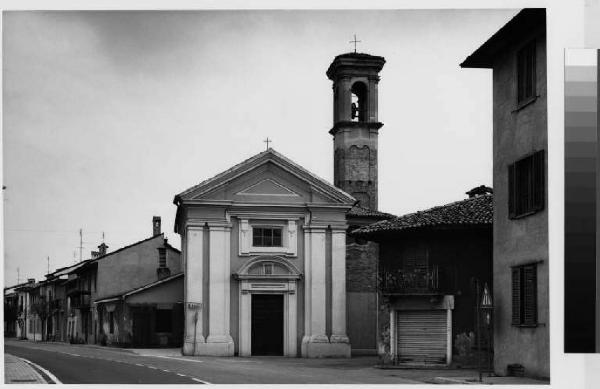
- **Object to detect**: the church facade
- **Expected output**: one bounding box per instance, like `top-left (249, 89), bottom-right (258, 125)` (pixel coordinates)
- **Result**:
top-left (174, 52), bottom-right (388, 357)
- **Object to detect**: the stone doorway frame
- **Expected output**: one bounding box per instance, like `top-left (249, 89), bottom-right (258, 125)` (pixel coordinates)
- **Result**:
top-left (235, 256), bottom-right (302, 357)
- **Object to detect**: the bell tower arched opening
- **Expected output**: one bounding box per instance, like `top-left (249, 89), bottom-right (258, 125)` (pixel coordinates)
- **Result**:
top-left (350, 82), bottom-right (368, 122)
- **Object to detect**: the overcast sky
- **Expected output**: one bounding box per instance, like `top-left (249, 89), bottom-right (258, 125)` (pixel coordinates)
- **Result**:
top-left (2, 9), bottom-right (517, 286)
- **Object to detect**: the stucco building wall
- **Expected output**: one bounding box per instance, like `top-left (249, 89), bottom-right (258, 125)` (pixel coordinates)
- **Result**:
top-left (492, 33), bottom-right (549, 378)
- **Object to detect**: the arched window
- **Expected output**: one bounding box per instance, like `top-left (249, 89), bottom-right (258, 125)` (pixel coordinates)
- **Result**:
top-left (350, 82), bottom-right (368, 122)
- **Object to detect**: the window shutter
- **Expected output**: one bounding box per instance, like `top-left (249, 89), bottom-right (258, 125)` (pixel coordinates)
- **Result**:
top-left (523, 265), bottom-right (538, 325)
top-left (511, 267), bottom-right (521, 325)
top-left (508, 163), bottom-right (516, 218)
top-left (533, 150), bottom-right (545, 211)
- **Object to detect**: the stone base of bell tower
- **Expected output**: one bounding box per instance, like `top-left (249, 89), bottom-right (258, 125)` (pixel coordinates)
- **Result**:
top-left (301, 335), bottom-right (352, 358)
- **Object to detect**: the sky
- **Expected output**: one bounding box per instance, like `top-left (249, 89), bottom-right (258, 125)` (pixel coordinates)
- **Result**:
top-left (2, 9), bottom-right (518, 286)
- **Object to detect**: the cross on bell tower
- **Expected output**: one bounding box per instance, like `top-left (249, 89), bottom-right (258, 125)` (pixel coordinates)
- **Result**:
top-left (326, 52), bottom-right (385, 210)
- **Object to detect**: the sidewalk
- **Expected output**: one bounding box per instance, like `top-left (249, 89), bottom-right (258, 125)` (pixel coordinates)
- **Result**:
top-left (425, 375), bottom-right (549, 385)
top-left (4, 354), bottom-right (48, 384)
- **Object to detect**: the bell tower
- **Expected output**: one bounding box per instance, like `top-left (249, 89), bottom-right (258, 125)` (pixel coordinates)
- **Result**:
top-left (326, 52), bottom-right (385, 210)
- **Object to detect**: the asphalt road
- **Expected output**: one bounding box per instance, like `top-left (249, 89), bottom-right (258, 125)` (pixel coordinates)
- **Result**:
top-left (4, 340), bottom-right (427, 384)
top-left (5, 344), bottom-right (203, 384)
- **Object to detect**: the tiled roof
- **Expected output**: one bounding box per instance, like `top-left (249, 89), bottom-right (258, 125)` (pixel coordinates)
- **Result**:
top-left (95, 272), bottom-right (183, 303)
top-left (347, 205), bottom-right (394, 219)
top-left (352, 194), bottom-right (492, 236)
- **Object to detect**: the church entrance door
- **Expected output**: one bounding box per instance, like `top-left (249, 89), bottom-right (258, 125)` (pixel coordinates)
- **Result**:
top-left (251, 294), bottom-right (284, 355)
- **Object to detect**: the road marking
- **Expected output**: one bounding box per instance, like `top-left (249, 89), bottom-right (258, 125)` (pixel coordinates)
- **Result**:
top-left (135, 363), bottom-right (144, 367)
top-left (192, 377), bottom-right (211, 384)
top-left (147, 366), bottom-right (157, 369)
top-left (177, 373), bottom-right (187, 377)
top-left (19, 357), bottom-right (63, 384)
top-left (162, 369), bottom-right (171, 373)
top-left (67, 353), bottom-right (81, 357)
top-left (141, 355), bottom-right (204, 363)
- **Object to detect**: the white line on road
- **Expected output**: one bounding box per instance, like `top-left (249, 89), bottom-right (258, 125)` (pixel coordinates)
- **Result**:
top-left (192, 377), bottom-right (211, 384)
top-left (67, 353), bottom-right (81, 357)
top-left (147, 366), bottom-right (157, 369)
top-left (177, 373), bottom-right (187, 377)
top-left (135, 363), bottom-right (144, 367)
top-left (140, 355), bottom-right (204, 363)
top-left (20, 357), bottom-right (63, 384)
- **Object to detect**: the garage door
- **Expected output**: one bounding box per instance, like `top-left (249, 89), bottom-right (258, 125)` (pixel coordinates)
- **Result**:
top-left (396, 310), bottom-right (447, 364)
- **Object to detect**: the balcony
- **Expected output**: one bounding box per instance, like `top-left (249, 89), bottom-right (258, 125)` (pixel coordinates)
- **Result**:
top-left (50, 299), bottom-right (63, 312)
top-left (70, 293), bottom-right (91, 310)
top-left (380, 266), bottom-right (441, 295)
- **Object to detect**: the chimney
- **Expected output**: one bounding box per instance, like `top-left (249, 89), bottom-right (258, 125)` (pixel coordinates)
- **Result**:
top-left (98, 242), bottom-right (108, 256)
top-left (153, 216), bottom-right (161, 236)
top-left (156, 246), bottom-right (170, 280)
top-left (27, 278), bottom-right (35, 284)
top-left (466, 185), bottom-right (493, 198)
top-left (91, 251), bottom-right (100, 259)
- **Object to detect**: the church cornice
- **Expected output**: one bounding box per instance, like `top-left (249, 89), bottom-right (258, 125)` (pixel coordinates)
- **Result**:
top-left (329, 121), bottom-right (383, 136)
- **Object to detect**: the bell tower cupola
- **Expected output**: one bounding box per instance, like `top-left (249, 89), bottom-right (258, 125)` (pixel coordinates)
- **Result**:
top-left (326, 52), bottom-right (385, 210)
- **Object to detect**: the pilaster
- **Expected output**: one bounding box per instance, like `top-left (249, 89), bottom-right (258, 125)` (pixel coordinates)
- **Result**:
top-left (205, 224), bottom-right (234, 356)
top-left (330, 229), bottom-right (351, 355)
top-left (183, 226), bottom-right (205, 356)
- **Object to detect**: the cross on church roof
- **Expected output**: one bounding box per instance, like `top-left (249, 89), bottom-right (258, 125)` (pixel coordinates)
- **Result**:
top-left (349, 34), bottom-right (361, 53)
top-left (264, 137), bottom-right (272, 150)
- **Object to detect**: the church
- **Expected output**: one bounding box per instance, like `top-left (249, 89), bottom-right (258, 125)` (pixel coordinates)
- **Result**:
top-left (173, 52), bottom-right (389, 357)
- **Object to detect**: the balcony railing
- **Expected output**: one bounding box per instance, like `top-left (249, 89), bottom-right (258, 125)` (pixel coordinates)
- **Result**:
top-left (380, 266), bottom-right (440, 295)
top-left (70, 294), bottom-right (91, 309)
top-left (50, 299), bottom-right (63, 311)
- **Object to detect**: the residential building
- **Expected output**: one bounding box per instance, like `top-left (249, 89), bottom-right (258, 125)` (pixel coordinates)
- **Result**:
top-left (461, 8), bottom-right (549, 378)
top-left (95, 273), bottom-right (184, 347)
top-left (89, 217), bottom-right (181, 347)
top-left (353, 187), bottom-right (493, 365)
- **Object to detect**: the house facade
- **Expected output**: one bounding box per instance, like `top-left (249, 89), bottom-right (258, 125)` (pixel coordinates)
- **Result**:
top-left (91, 219), bottom-right (181, 347)
top-left (353, 187), bottom-right (493, 365)
top-left (174, 149), bottom-right (356, 357)
top-left (461, 9), bottom-right (549, 378)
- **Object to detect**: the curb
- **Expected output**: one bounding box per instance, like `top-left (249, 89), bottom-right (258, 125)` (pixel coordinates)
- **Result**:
top-left (20, 357), bottom-right (62, 384)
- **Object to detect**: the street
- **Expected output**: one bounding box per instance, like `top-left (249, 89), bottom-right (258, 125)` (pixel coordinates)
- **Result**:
top-left (5, 340), bottom-right (429, 384)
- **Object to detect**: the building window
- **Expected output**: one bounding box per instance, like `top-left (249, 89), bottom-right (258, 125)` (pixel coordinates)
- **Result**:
top-left (512, 264), bottom-right (538, 326)
top-left (508, 150), bottom-right (544, 218)
top-left (155, 309), bottom-right (172, 333)
top-left (263, 263), bottom-right (273, 275)
top-left (158, 247), bottom-right (167, 268)
top-left (109, 311), bottom-right (114, 334)
top-left (253, 227), bottom-right (282, 247)
top-left (517, 41), bottom-right (536, 104)
top-left (517, 40), bottom-right (536, 104)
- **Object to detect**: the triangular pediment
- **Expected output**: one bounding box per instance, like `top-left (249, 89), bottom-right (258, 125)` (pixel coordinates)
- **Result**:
top-left (236, 179), bottom-right (300, 197)
top-left (174, 149), bottom-right (356, 206)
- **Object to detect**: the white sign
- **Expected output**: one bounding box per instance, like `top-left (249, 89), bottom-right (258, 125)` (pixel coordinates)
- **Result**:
top-left (187, 302), bottom-right (203, 311)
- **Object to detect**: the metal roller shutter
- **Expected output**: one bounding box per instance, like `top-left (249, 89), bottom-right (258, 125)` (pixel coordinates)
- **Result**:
top-left (396, 310), bottom-right (447, 364)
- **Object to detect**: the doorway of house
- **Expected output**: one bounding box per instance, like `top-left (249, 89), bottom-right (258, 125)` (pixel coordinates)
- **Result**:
top-left (251, 294), bottom-right (284, 355)
top-left (132, 307), bottom-right (152, 347)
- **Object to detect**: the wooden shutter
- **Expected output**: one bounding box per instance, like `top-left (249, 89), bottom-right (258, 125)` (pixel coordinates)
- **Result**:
top-left (511, 267), bottom-right (521, 325)
top-left (532, 150), bottom-right (545, 212)
top-left (508, 163), bottom-right (516, 218)
top-left (523, 265), bottom-right (538, 325)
